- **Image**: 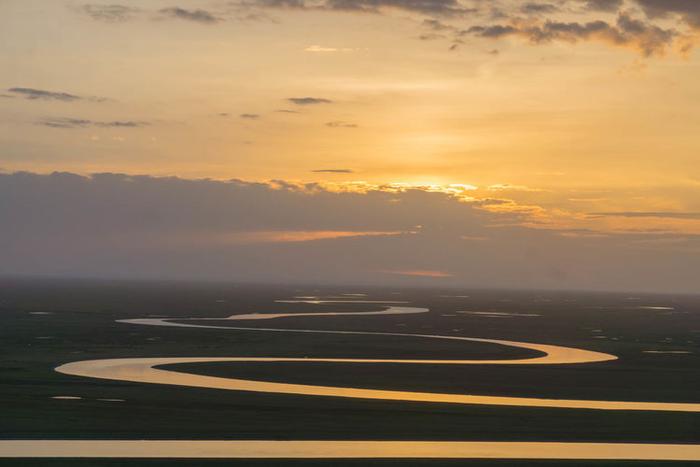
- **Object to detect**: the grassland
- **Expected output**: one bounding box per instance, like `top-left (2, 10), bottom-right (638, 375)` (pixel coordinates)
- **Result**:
top-left (1, 278), bottom-right (698, 466)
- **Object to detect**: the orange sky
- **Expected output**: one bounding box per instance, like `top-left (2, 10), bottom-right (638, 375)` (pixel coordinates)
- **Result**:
top-left (1, 1), bottom-right (699, 290)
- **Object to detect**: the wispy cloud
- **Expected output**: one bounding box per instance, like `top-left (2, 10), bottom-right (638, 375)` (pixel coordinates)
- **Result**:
top-left (244, 0), bottom-right (478, 16)
top-left (8, 87), bottom-right (107, 102)
top-left (288, 97), bottom-right (333, 105)
top-left (311, 169), bottom-right (354, 173)
top-left (80, 4), bottom-right (140, 22)
top-left (217, 230), bottom-right (403, 244)
top-left (590, 211), bottom-right (700, 219)
top-left (304, 45), bottom-right (357, 52)
top-left (520, 3), bottom-right (559, 15)
top-left (159, 7), bottom-right (222, 24)
top-left (78, 3), bottom-right (268, 24)
top-left (487, 184), bottom-right (543, 192)
top-left (38, 117), bottom-right (149, 129)
top-left (240, 113), bottom-right (261, 119)
top-left (418, 32), bottom-right (447, 41)
top-left (325, 121), bottom-right (358, 128)
top-left (583, 0), bottom-right (623, 12)
top-left (37, 118), bottom-right (92, 128)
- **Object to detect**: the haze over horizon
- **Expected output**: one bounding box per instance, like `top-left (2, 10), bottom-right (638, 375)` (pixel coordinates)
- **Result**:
top-left (2, 0), bottom-right (700, 292)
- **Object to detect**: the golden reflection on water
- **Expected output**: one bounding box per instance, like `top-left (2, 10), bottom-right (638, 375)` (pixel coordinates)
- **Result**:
top-left (57, 307), bottom-right (700, 412)
top-left (2, 441), bottom-right (700, 460)
top-left (23, 305), bottom-right (700, 460)
top-left (55, 352), bottom-right (700, 413)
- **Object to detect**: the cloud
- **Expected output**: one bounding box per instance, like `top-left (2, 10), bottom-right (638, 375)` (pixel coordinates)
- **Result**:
top-left (80, 4), bottom-right (139, 22)
top-left (325, 121), bottom-right (358, 128)
top-left (78, 4), bottom-right (246, 24)
top-left (8, 87), bottom-right (107, 102)
top-left (72, 1), bottom-right (697, 57)
top-left (467, 24), bottom-right (517, 38)
top-left (253, 0), bottom-right (308, 9)
top-left (288, 97), bottom-right (333, 105)
top-left (2, 171), bottom-right (700, 292)
top-left (311, 169), bottom-right (355, 173)
top-left (159, 7), bottom-right (222, 24)
top-left (37, 118), bottom-right (150, 129)
top-left (419, 32), bottom-right (447, 40)
top-left (240, 113), bottom-right (261, 119)
top-left (634, 0), bottom-right (700, 26)
top-left (412, 1), bottom-right (698, 57)
top-left (37, 118), bottom-right (92, 129)
top-left (85, 0), bottom-right (695, 58)
top-left (221, 230), bottom-right (402, 243)
top-left (590, 211), bottom-right (700, 219)
top-left (581, 0), bottom-right (623, 12)
top-left (423, 18), bottom-right (453, 30)
top-left (464, 12), bottom-right (680, 56)
top-left (97, 120), bottom-right (149, 128)
top-left (244, 0), bottom-right (479, 16)
top-left (276, 109), bottom-right (301, 113)
top-left (520, 3), bottom-right (559, 15)
top-left (331, 0), bottom-right (473, 15)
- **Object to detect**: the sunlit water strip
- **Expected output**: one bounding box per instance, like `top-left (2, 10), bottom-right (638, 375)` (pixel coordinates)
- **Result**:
top-left (55, 307), bottom-right (700, 412)
top-left (2, 441), bottom-right (700, 460)
top-left (6, 304), bottom-right (697, 460)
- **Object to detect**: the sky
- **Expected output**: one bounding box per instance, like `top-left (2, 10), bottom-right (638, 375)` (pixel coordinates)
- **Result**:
top-left (1, 0), bottom-right (699, 292)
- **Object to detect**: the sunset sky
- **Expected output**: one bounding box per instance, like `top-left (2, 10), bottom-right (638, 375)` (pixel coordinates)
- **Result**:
top-left (1, 1), bottom-right (700, 291)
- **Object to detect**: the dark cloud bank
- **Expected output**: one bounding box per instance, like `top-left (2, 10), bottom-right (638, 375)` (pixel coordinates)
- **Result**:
top-left (1, 172), bottom-right (698, 293)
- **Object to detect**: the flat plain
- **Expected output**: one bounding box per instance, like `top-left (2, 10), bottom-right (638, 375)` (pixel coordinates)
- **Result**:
top-left (1, 278), bottom-right (698, 466)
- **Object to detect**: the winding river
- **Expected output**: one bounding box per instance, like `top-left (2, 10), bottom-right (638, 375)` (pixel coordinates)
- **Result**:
top-left (3, 302), bottom-right (700, 461)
